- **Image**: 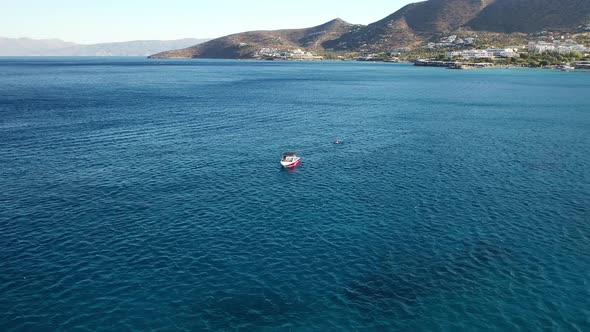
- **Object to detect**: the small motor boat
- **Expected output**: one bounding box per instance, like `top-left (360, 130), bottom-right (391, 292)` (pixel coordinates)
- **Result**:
top-left (560, 64), bottom-right (575, 72)
top-left (280, 152), bottom-right (301, 168)
top-left (333, 140), bottom-right (343, 144)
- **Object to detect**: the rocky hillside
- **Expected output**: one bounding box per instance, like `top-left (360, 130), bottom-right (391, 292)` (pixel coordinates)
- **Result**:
top-left (149, 19), bottom-right (358, 59)
top-left (326, 0), bottom-right (590, 51)
top-left (468, 0), bottom-right (590, 33)
top-left (324, 0), bottom-right (494, 51)
top-left (150, 0), bottom-right (590, 58)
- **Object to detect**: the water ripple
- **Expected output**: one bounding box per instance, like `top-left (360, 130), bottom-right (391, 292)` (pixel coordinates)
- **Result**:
top-left (1, 59), bottom-right (589, 331)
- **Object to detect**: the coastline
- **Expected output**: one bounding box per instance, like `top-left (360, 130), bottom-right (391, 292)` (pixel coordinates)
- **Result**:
top-left (144, 55), bottom-right (590, 71)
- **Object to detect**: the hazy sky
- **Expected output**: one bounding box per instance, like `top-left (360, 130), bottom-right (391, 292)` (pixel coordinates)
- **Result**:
top-left (1, 0), bottom-right (416, 44)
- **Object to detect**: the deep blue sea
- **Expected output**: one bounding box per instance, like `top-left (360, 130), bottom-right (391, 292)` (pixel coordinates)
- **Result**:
top-left (1, 57), bottom-right (589, 331)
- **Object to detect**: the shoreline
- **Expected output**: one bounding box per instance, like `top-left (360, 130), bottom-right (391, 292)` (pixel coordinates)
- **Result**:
top-left (2, 56), bottom-right (587, 70)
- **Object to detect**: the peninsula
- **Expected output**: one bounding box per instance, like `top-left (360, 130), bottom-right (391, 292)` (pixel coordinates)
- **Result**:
top-left (149, 0), bottom-right (590, 65)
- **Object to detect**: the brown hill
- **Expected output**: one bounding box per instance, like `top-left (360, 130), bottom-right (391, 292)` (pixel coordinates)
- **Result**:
top-left (467, 0), bottom-right (590, 33)
top-left (325, 0), bottom-right (590, 51)
top-left (149, 18), bottom-right (358, 59)
top-left (150, 0), bottom-right (590, 58)
top-left (323, 0), bottom-right (494, 51)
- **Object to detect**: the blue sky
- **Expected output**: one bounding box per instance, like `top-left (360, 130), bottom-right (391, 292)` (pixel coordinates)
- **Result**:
top-left (1, 0), bottom-right (416, 44)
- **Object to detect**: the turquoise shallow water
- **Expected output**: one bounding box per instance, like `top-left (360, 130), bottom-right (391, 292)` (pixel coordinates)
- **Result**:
top-left (0, 57), bottom-right (589, 331)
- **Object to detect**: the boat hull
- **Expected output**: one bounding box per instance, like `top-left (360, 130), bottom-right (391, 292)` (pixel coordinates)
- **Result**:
top-left (280, 158), bottom-right (301, 168)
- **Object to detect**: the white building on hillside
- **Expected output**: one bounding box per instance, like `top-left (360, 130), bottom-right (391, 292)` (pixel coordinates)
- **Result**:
top-left (556, 43), bottom-right (586, 54)
top-left (487, 48), bottom-right (518, 57)
top-left (528, 41), bottom-right (586, 53)
top-left (445, 49), bottom-right (493, 60)
top-left (528, 41), bottom-right (555, 53)
top-left (287, 49), bottom-right (322, 60)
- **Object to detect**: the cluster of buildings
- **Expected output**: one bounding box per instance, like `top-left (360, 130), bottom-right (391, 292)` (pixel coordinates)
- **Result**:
top-left (256, 48), bottom-right (281, 58)
top-left (427, 35), bottom-right (477, 48)
top-left (445, 48), bottom-right (520, 60)
top-left (255, 48), bottom-right (322, 60)
top-left (443, 42), bottom-right (588, 60)
top-left (288, 49), bottom-right (323, 60)
top-left (527, 40), bottom-right (587, 54)
top-left (254, 35), bottom-right (588, 62)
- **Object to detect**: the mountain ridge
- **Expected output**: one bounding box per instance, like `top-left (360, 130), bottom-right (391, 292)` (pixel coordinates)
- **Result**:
top-left (0, 37), bottom-right (210, 56)
top-left (150, 18), bottom-right (359, 59)
top-left (150, 0), bottom-right (590, 59)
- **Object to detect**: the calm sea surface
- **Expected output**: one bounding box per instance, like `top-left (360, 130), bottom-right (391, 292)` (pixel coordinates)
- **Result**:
top-left (1, 57), bottom-right (589, 331)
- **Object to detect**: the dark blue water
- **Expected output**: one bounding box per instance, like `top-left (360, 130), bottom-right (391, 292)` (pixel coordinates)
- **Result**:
top-left (1, 57), bottom-right (589, 331)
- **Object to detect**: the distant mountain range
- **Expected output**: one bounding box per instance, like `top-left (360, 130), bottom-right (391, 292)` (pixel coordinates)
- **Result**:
top-left (0, 37), bottom-right (210, 56)
top-left (150, 0), bottom-right (590, 59)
